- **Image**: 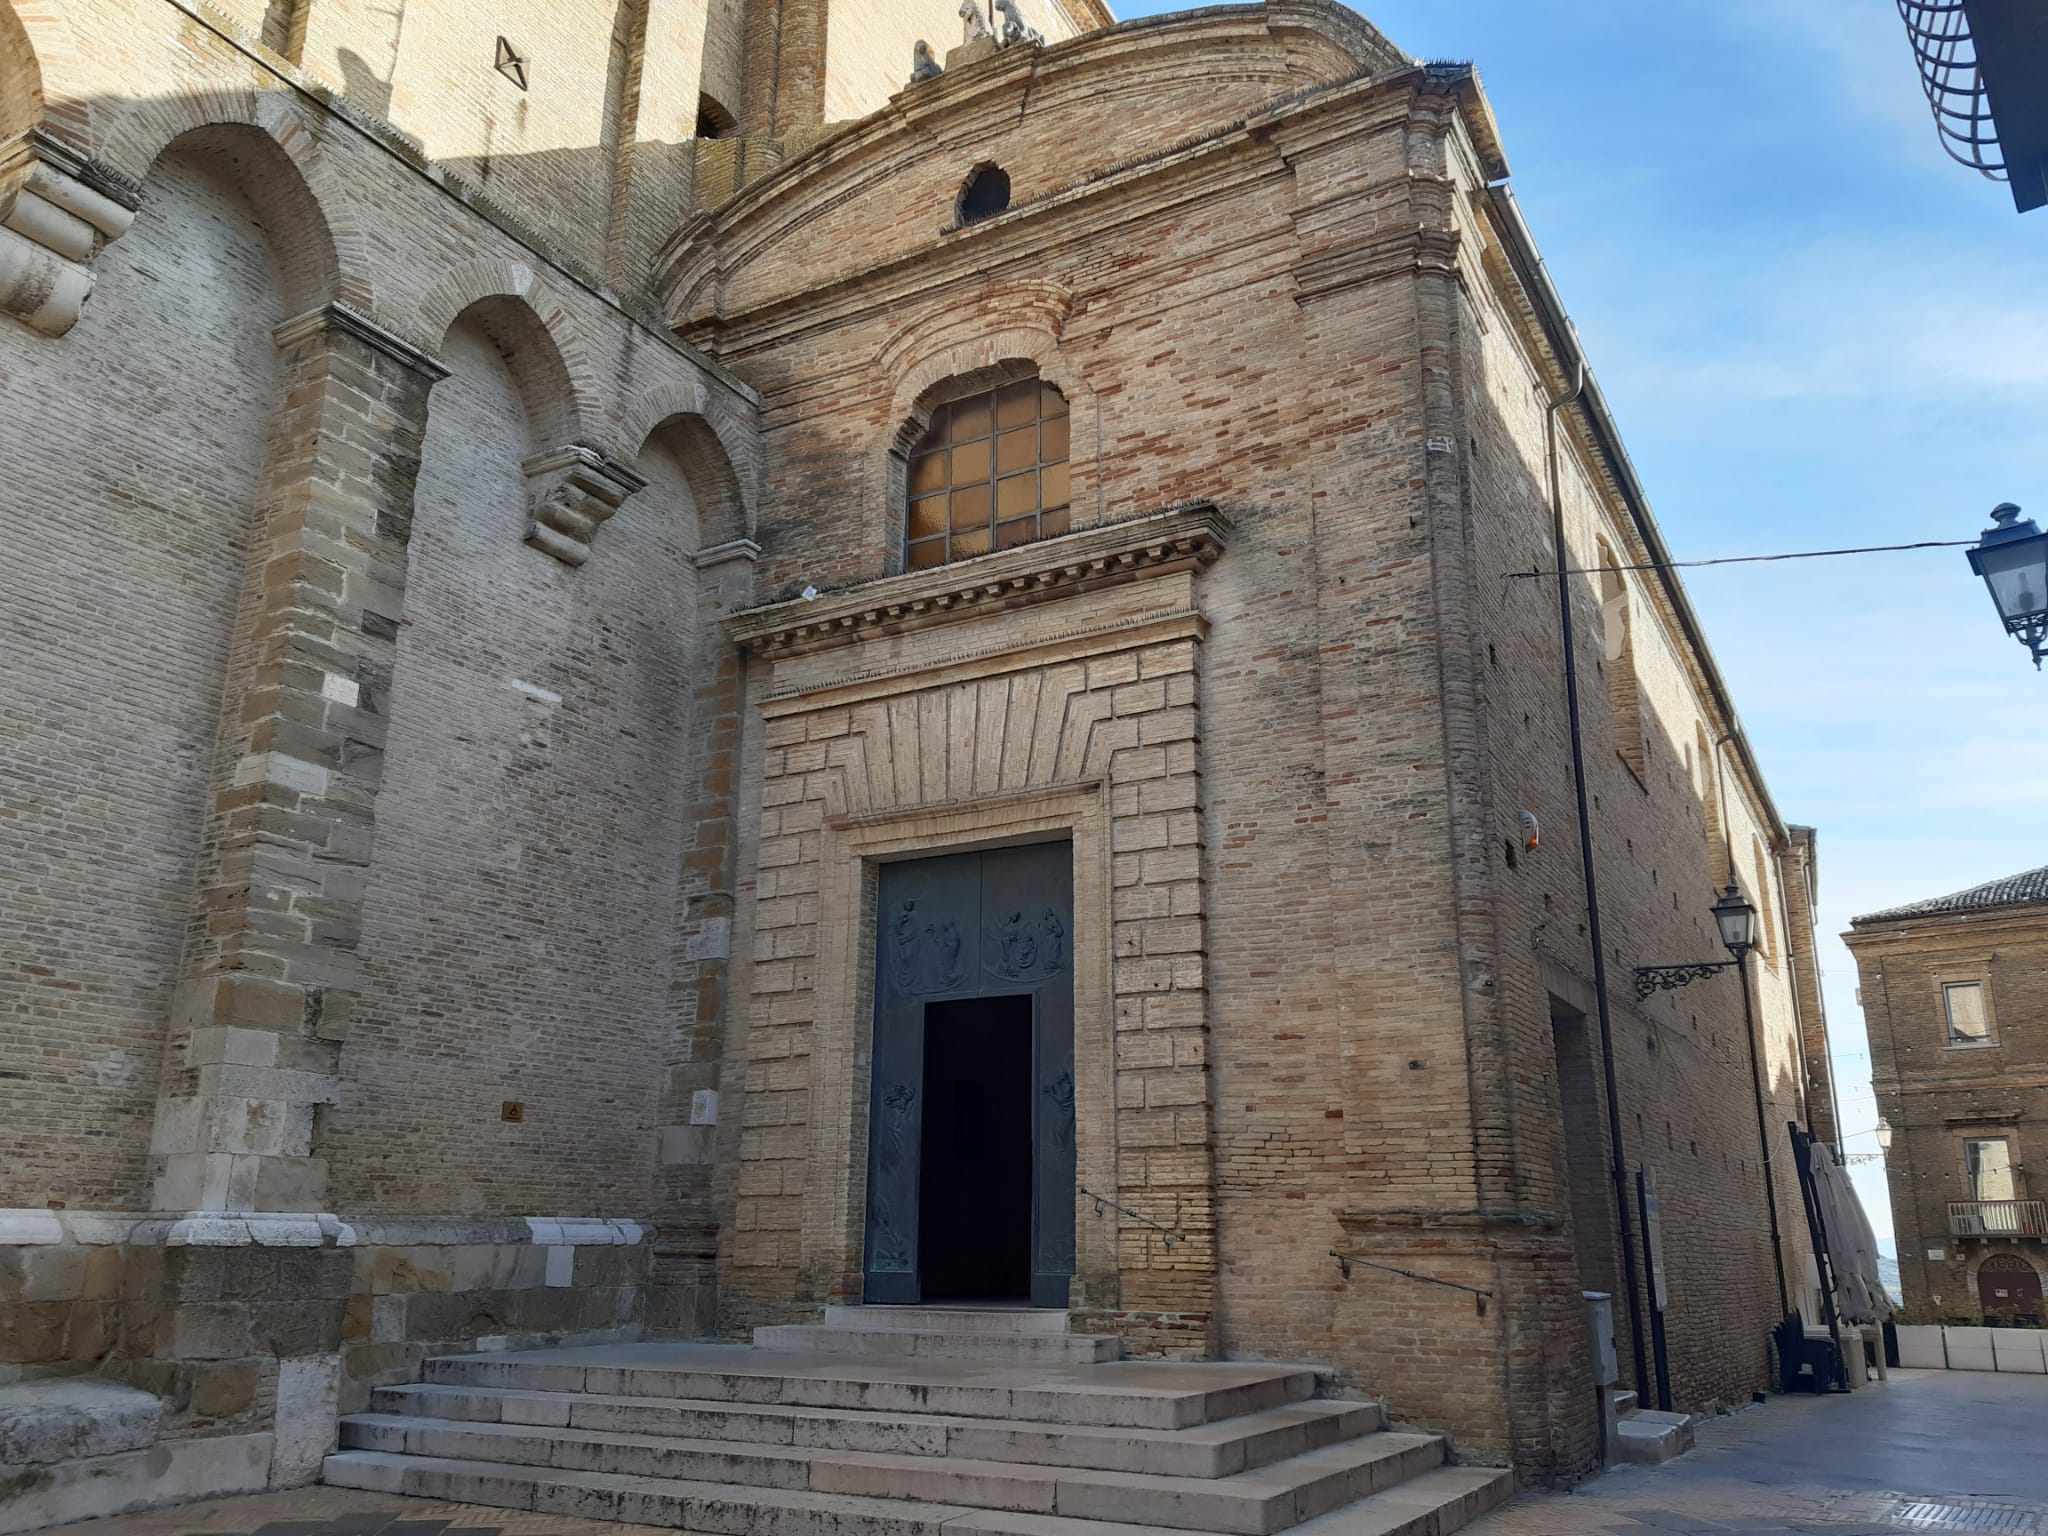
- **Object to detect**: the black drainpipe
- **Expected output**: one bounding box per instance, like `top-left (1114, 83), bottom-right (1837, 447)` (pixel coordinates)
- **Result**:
top-left (1546, 360), bottom-right (1651, 1401)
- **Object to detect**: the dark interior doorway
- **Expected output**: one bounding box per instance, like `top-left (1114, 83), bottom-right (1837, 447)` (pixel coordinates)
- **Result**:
top-left (919, 994), bottom-right (1034, 1299)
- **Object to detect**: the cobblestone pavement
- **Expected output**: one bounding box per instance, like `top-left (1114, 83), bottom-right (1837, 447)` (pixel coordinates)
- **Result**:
top-left (42, 1369), bottom-right (2048, 1536)
top-left (1467, 1368), bottom-right (2048, 1534)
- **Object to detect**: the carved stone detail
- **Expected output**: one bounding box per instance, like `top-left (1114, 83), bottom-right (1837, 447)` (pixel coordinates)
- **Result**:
top-left (521, 444), bottom-right (648, 567)
top-left (0, 131), bottom-right (140, 337)
top-left (995, 0), bottom-right (1045, 48)
top-left (908, 40), bottom-right (945, 87)
top-left (728, 501), bottom-right (1232, 658)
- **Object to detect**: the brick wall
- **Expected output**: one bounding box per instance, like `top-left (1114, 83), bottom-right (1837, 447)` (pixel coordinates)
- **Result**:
top-left (320, 310), bottom-right (701, 1216)
top-left (0, 141), bottom-right (283, 1210)
top-left (674, 10), bottom-right (1829, 1479)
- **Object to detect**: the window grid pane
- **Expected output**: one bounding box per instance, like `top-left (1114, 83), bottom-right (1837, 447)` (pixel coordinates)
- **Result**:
top-left (903, 376), bottom-right (1071, 568)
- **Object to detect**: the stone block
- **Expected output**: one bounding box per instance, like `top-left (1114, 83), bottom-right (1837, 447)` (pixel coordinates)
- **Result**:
top-left (269, 1355), bottom-right (340, 1486)
top-left (19, 1247), bottom-right (86, 1302)
top-left (0, 1379), bottom-right (161, 1464)
top-left (187, 1361), bottom-right (261, 1418)
top-left (0, 1430), bottom-right (271, 1535)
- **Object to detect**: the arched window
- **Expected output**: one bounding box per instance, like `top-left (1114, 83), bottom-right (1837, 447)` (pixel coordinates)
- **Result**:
top-left (905, 375), bottom-right (1070, 569)
top-left (958, 164), bottom-right (1011, 224)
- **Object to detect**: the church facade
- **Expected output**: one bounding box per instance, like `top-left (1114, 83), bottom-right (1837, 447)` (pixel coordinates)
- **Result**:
top-left (0, 0), bottom-right (1836, 1517)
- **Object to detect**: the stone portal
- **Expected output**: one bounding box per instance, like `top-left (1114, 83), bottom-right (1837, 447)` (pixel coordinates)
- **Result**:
top-left (865, 842), bottom-right (1075, 1306)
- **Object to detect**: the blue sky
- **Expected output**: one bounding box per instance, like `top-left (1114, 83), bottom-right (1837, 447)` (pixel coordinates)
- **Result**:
top-left (1116, 0), bottom-right (2048, 1236)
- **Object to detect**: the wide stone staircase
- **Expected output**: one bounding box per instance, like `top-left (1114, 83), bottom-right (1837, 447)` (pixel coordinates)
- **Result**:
top-left (323, 1308), bottom-right (1512, 1535)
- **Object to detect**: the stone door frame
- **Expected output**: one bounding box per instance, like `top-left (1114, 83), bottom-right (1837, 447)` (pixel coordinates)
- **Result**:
top-left (799, 784), bottom-right (1117, 1309)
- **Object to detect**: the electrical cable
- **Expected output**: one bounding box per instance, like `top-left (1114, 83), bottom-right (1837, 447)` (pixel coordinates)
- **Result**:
top-left (1509, 539), bottom-right (1975, 581)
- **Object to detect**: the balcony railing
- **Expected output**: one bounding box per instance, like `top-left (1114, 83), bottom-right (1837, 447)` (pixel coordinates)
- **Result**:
top-left (1950, 1199), bottom-right (2048, 1238)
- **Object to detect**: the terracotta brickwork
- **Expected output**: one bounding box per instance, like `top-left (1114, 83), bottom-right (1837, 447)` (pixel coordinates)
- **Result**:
top-left (1847, 885), bottom-right (2048, 1321)
top-left (670, 3), bottom-right (1832, 1480)
top-left (2, 0), bottom-right (1827, 1510)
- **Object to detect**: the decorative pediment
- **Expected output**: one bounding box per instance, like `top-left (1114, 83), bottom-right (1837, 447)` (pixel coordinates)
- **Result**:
top-left (726, 501), bottom-right (1231, 659)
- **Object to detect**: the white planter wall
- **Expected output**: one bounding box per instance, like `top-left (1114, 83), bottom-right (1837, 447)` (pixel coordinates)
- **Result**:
top-left (1893, 1323), bottom-right (2048, 1371)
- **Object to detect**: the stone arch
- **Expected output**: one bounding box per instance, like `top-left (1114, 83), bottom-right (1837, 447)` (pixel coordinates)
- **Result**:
top-left (95, 93), bottom-right (363, 314)
top-left (617, 377), bottom-right (706, 454)
top-left (416, 259), bottom-right (604, 445)
top-left (632, 409), bottom-right (750, 549)
top-left (440, 293), bottom-right (585, 454)
top-left (2, 0), bottom-right (90, 152)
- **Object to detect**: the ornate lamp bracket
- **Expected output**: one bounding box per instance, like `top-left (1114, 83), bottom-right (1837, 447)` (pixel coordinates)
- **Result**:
top-left (1632, 961), bottom-right (1738, 1000)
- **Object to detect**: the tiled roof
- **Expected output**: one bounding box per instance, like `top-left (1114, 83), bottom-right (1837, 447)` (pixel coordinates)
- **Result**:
top-left (1852, 865), bottom-right (2048, 925)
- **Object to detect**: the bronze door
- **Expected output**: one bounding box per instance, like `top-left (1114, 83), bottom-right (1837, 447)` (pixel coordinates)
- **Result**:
top-left (864, 842), bottom-right (1075, 1306)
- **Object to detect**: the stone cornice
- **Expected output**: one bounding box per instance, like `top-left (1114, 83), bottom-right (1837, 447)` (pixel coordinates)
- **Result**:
top-left (656, 5), bottom-right (1418, 336)
top-left (1291, 225), bottom-right (1462, 306)
top-left (759, 609), bottom-right (1205, 713)
top-left (1844, 905), bottom-right (2048, 948)
top-left (693, 537), bottom-right (764, 570)
top-left (274, 302), bottom-right (450, 380)
top-left (727, 502), bottom-right (1232, 659)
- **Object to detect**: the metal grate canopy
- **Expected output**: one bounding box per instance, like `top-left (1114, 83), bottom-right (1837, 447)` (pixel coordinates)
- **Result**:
top-left (1897, 0), bottom-right (2006, 180)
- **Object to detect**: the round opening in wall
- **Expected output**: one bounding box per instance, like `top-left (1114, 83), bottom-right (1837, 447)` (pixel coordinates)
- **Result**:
top-left (958, 163), bottom-right (1011, 225)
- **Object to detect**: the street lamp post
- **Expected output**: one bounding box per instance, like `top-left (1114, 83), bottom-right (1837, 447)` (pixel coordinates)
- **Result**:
top-left (1633, 886), bottom-right (1792, 1320)
top-left (1967, 503), bottom-right (2048, 667)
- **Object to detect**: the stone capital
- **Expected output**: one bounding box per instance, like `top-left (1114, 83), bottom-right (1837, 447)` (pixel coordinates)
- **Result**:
top-left (273, 302), bottom-right (451, 380)
top-left (0, 130), bottom-right (140, 337)
top-left (523, 444), bottom-right (649, 566)
top-left (692, 536), bottom-right (763, 570)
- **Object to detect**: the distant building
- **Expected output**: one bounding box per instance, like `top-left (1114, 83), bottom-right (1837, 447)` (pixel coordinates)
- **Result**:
top-left (1847, 868), bottom-right (2048, 1322)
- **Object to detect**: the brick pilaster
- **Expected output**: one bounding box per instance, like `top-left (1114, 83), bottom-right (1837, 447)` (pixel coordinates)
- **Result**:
top-left (149, 303), bottom-right (445, 1214)
top-left (651, 536), bottom-right (759, 1332)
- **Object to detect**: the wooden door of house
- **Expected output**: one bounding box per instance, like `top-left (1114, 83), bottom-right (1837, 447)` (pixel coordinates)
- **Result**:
top-left (1978, 1253), bottom-right (2044, 1324)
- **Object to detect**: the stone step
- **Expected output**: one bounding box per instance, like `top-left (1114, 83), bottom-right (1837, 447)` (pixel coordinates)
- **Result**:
top-left (1285, 1466), bottom-right (1516, 1536)
top-left (370, 1383), bottom-right (1380, 1478)
top-left (322, 1450), bottom-right (977, 1536)
top-left (954, 1468), bottom-right (1513, 1536)
top-left (753, 1323), bottom-right (1124, 1363)
top-left (422, 1343), bottom-right (1315, 1430)
top-left (822, 1304), bottom-right (1074, 1334)
top-left (325, 1426), bottom-right (1447, 1535)
top-left (1613, 1409), bottom-right (1693, 1466)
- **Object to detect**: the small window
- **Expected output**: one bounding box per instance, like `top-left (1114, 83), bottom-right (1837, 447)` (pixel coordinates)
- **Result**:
top-left (1944, 981), bottom-right (1991, 1045)
top-left (958, 164), bottom-right (1010, 225)
top-left (1596, 538), bottom-right (1645, 778)
top-left (696, 94), bottom-right (736, 139)
top-left (904, 376), bottom-right (1070, 569)
top-left (1966, 1138), bottom-right (2017, 1202)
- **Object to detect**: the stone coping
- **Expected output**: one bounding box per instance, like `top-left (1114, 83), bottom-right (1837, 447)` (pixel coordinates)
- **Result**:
top-left (0, 1211), bottom-right (646, 1249)
top-left (727, 502), bottom-right (1231, 660)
